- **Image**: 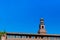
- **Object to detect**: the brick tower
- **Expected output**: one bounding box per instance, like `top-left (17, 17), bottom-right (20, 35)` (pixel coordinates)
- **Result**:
top-left (38, 18), bottom-right (46, 34)
top-left (1, 34), bottom-right (6, 40)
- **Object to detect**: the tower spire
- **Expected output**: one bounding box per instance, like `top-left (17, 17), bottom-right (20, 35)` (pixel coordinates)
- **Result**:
top-left (38, 18), bottom-right (46, 34)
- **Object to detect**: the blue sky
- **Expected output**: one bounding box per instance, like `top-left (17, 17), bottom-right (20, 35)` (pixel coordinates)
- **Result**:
top-left (0, 0), bottom-right (60, 34)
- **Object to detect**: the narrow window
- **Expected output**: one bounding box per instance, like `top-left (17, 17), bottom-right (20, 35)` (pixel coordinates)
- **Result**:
top-left (42, 26), bottom-right (44, 29)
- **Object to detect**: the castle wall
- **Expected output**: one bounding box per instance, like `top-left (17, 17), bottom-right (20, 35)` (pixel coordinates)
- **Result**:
top-left (6, 35), bottom-right (60, 40)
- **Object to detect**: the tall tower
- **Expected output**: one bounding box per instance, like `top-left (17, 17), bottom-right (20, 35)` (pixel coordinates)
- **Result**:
top-left (38, 18), bottom-right (46, 34)
top-left (1, 34), bottom-right (7, 40)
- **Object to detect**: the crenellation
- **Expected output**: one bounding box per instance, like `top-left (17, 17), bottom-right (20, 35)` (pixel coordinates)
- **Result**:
top-left (1, 18), bottom-right (60, 40)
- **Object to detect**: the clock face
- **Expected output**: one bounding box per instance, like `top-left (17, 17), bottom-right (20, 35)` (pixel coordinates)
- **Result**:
top-left (42, 26), bottom-right (44, 29)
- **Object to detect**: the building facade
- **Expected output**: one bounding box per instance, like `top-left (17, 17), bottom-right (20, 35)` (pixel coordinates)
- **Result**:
top-left (1, 18), bottom-right (60, 40)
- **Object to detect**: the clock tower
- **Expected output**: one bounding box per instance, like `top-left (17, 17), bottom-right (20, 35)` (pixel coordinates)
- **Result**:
top-left (38, 18), bottom-right (46, 34)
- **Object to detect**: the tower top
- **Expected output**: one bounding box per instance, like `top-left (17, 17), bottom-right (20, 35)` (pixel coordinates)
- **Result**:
top-left (38, 18), bottom-right (46, 34)
top-left (40, 18), bottom-right (44, 21)
top-left (40, 18), bottom-right (44, 25)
